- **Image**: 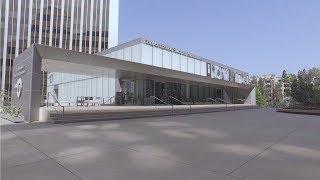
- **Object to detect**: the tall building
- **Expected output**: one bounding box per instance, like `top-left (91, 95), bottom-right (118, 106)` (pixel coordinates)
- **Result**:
top-left (0, 0), bottom-right (119, 93)
top-left (258, 74), bottom-right (290, 104)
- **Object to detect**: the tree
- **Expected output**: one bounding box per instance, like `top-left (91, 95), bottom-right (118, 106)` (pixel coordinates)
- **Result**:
top-left (255, 85), bottom-right (267, 107)
top-left (282, 70), bottom-right (289, 82)
top-left (290, 68), bottom-right (320, 106)
top-left (273, 81), bottom-right (284, 107)
top-left (257, 78), bottom-right (266, 96)
top-left (312, 87), bottom-right (320, 105)
top-left (250, 76), bottom-right (258, 85)
top-left (307, 67), bottom-right (320, 83)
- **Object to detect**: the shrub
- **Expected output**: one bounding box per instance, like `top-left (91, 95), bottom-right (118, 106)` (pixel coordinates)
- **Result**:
top-left (0, 90), bottom-right (22, 118)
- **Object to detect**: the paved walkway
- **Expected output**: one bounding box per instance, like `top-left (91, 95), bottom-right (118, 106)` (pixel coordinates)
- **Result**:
top-left (1, 109), bottom-right (320, 180)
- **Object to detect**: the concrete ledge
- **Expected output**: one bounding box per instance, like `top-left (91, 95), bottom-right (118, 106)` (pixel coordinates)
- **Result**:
top-left (277, 108), bottom-right (320, 116)
top-left (44, 104), bottom-right (255, 114)
top-left (39, 104), bottom-right (257, 123)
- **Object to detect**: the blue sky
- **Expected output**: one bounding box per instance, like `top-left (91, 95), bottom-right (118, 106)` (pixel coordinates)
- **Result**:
top-left (119, 0), bottom-right (320, 76)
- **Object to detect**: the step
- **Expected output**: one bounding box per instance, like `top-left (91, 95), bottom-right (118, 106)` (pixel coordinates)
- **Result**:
top-left (49, 105), bottom-right (257, 124)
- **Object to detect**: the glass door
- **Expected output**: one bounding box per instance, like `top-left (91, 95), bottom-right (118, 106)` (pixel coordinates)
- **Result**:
top-left (154, 82), bottom-right (166, 104)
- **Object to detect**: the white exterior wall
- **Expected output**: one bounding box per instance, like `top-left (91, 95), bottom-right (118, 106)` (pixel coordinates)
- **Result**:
top-left (245, 87), bottom-right (257, 105)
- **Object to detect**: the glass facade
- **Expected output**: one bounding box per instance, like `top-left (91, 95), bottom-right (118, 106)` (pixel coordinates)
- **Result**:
top-left (47, 71), bottom-right (117, 106)
top-left (47, 70), bottom-right (229, 106)
top-left (1, 0), bottom-right (119, 94)
top-left (106, 43), bottom-right (208, 77)
top-left (103, 38), bottom-right (250, 85)
top-left (43, 38), bottom-right (251, 107)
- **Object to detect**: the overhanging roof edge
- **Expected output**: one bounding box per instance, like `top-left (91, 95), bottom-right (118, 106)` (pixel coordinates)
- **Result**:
top-left (34, 44), bottom-right (252, 90)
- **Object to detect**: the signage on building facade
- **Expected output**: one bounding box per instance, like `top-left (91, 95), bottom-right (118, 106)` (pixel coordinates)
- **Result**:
top-left (14, 65), bottom-right (26, 78)
top-left (145, 39), bottom-right (207, 62)
top-left (144, 38), bottom-right (250, 84)
top-left (207, 63), bottom-right (211, 77)
top-left (15, 78), bottom-right (23, 98)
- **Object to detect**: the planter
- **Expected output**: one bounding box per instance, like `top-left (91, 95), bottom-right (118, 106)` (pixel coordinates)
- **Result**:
top-left (277, 108), bottom-right (320, 116)
top-left (0, 113), bottom-right (25, 123)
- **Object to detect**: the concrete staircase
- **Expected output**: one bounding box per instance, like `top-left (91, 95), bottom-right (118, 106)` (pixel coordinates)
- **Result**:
top-left (45, 104), bottom-right (257, 124)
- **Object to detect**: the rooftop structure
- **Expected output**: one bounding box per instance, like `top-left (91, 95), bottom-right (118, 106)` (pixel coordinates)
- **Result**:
top-left (98, 38), bottom-right (250, 85)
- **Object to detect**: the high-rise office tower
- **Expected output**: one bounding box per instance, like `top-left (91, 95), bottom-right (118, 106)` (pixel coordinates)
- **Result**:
top-left (0, 0), bottom-right (119, 93)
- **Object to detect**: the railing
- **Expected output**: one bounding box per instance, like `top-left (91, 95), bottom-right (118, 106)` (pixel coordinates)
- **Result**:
top-left (150, 96), bottom-right (170, 106)
top-left (215, 97), bottom-right (229, 110)
top-left (47, 92), bottom-right (64, 118)
top-left (169, 96), bottom-right (192, 110)
top-left (236, 98), bottom-right (246, 103)
top-left (207, 98), bottom-right (218, 104)
top-left (215, 98), bottom-right (227, 104)
top-left (150, 96), bottom-right (174, 116)
top-left (106, 96), bottom-right (115, 105)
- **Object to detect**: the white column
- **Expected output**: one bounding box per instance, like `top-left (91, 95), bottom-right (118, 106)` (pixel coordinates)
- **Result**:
top-left (98, 0), bottom-right (103, 52)
top-left (59, 0), bottom-right (65, 48)
top-left (79, 0), bottom-right (84, 52)
top-left (88, 0), bottom-right (94, 54)
top-left (15, 0), bottom-right (22, 57)
top-left (0, 0), bottom-right (2, 33)
top-left (245, 87), bottom-right (257, 105)
top-left (69, 0), bottom-right (75, 50)
top-left (49, 0), bottom-right (55, 46)
top-left (1, 0), bottom-right (10, 91)
top-left (38, 0), bottom-right (44, 44)
top-left (0, 3), bottom-right (2, 62)
top-left (108, 0), bottom-right (119, 48)
top-left (27, 0), bottom-right (33, 47)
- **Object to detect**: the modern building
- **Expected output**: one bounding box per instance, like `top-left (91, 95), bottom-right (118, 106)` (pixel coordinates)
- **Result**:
top-left (0, 0), bottom-right (119, 94)
top-left (10, 38), bottom-right (255, 122)
top-left (47, 38), bottom-right (252, 106)
top-left (5, 1), bottom-right (255, 122)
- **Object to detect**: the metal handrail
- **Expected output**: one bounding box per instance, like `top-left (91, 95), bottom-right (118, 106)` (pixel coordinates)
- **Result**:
top-left (215, 97), bottom-right (229, 110)
top-left (47, 92), bottom-right (64, 118)
top-left (207, 97), bottom-right (218, 104)
top-left (150, 96), bottom-right (174, 116)
top-left (169, 96), bottom-right (192, 110)
top-left (216, 98), bottom-right (227, 104)
top-left (107, 96), bottom-right (115, 104)
top-left (237, 98), bottom-right (246, 103)
top-left (150, 96), bottom-right (169, 105)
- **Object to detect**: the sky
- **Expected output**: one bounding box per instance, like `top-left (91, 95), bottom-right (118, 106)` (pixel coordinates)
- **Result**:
top-left (118, 0), bottom-right (320, 76)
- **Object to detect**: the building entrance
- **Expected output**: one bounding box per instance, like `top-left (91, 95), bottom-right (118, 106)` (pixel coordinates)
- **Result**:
top-left (155, 82), bottom-right (166, 100)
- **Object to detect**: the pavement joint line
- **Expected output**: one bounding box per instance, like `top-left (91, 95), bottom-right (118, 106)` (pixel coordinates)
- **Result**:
top-left (3, 121), bottom-right (230, 178)
top-left (3, 121), bottom-right (228, 178)
top-left (226, 127), bottom-right (301, 176)
top-left (2, 109), bottom-right (307, 180)
top-left (4, 126), bottom-right (83, 180)
top-left (1, 157), bottom-right (54, 170)
top-left (52, 112), bottom-right (255, 179)
top-left (99, 138), bottom-right (240, 178)
top-left (62, 135), bottom-right (238, 178)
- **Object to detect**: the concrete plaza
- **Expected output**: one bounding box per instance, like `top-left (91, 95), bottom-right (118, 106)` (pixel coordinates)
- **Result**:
top-left (1, 109), bottom-right (320, 180)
